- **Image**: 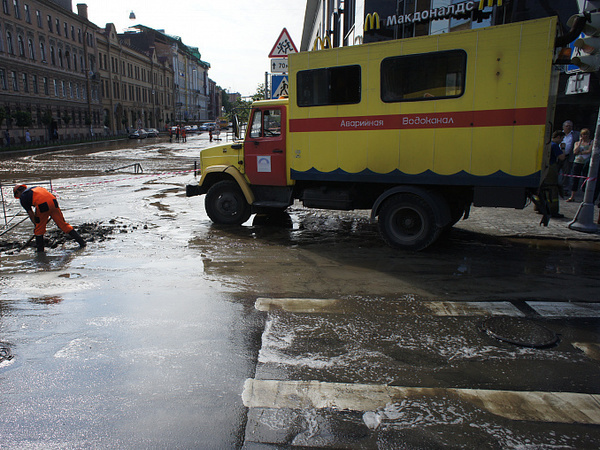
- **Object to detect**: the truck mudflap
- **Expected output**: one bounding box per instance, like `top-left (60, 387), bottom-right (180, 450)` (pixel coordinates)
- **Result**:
top-left (186, 184), bottom-right (207, 197)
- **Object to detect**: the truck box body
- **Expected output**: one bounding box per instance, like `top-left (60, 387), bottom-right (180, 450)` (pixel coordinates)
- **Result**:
top-left (287, 17), bottom-right (557, 193)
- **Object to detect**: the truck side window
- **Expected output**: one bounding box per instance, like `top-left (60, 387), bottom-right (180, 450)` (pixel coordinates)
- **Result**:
top-left (380, 50), bottom-right (466, 102)
top-left (297, 65), bottom-right (361, 107)
top-left (250, 110), bottom-right (262, 138)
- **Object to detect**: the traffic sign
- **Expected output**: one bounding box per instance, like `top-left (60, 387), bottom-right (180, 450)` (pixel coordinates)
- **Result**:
top-left (269, 28), bottom-right (298, 58)
top-left (271, 58), bottom-right (288, 73)
top-left (271, 75), bottom-right (289, 99)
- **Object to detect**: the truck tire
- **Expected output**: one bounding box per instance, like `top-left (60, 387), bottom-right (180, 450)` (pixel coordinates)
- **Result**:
top-left (377, 193), bottom-right (441, 251)
top-left (205, 180), bottom-right (251, 225)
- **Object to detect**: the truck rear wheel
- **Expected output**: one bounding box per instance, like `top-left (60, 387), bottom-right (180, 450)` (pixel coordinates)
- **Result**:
top-left (377, 193), bottom-right (441, 251)
top-left (205, 180), bottom-right (251, 225)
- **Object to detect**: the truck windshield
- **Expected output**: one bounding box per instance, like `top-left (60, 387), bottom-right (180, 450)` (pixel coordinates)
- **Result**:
top-left (249, 109), bottom-right (281, 138)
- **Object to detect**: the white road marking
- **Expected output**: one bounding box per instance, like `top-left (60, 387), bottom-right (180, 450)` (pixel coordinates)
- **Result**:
top-left (527, 302), bottom-right (600, 318)
top-left (242, 379), bottom-right (600, 425)
top-left (255, 298), bottom-right (600, 319)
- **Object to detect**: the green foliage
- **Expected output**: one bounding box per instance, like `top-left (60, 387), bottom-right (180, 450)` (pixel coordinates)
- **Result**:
top-left (41, 109), bottom-right (53, 125)
top-left (0, 107), bottom-right (10, 128)
top-left (13, 110), bottom-right (33, 129)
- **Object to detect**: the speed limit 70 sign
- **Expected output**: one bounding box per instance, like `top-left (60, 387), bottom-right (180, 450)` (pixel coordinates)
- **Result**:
top-left (271, 58), bottom-right (288, 73)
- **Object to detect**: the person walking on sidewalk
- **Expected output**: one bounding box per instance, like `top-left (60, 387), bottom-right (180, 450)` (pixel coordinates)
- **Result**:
top-left (566, 128), bottom-right (593, 202)
top-left (13, 184), bottom-right (86, 252)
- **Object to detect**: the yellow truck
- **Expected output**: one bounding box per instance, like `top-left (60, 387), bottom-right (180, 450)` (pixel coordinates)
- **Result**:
top-left (187, 17), bottom-right (567, 250)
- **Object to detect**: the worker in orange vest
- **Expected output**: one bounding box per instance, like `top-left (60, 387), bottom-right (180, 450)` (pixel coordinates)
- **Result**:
top-left (13, 184), bottom-right (86, 252)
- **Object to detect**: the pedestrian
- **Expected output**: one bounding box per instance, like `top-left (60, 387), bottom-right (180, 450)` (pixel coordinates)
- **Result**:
top-left (539, 130), bottom-right (566, 218)
top-left (4, 129), bottom-right (10, 147)
top-left (25, 129), bottom-right (31, 143)
top-left (566, 128), bottom-right (593, 202)
top-left (169, 127), bottom-right (173, 143)
top-left (182, 127), bottom-right (187, 142)
top-left (559, 120), bottom-right (579, 193)
top-left (13, 184), bottom-right (86, 253)
top-left (175, 126), bottom-right (180, 142)
top-left (209, 129), bottom-right (213, 142)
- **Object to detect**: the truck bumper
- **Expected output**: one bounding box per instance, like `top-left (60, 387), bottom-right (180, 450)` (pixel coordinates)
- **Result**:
top-left (186, 184), bottom-right (207, 197)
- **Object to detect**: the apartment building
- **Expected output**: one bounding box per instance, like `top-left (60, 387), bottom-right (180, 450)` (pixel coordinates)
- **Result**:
top-left (97, 23), bottom-right (173, 133)
top-left (0, 0), bottom-right (102, 144)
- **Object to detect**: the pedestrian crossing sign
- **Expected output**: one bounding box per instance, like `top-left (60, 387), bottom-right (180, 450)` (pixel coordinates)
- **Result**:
top-left (271, 75), bottom-right (289, 99)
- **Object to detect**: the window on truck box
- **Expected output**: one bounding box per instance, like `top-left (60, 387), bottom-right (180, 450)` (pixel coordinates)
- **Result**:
top-left (297, 65), bottom-right (361, 107)
top-left (380, 50), bottom-right (466, 102)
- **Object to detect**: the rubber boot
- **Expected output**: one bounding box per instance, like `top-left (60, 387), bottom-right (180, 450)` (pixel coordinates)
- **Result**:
top-left (35, 235), bottom-right (45, 253)
top-left (68, 229), bottom-right (86, 248)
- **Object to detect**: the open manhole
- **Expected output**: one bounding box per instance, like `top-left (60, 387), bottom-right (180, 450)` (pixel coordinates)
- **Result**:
top-left (480, 317), bottom-right (559, 348)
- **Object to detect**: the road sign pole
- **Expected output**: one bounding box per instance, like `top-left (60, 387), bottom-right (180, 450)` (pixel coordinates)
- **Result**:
top-left (265, 72), bottom-right (269, 100)
top-left (568, 105), bottom-right (600, 233)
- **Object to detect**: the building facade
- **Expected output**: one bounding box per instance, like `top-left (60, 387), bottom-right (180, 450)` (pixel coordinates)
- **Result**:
top-left (0, 0), bottom-right (102, 144)
top-left (97, 23), bottom-right (173, 133)
top-left (121, 25), bottom-right (211, 124)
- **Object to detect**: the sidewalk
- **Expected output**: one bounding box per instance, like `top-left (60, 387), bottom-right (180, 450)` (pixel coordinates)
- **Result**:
top-left (455, 193), bottom-right (600, 242)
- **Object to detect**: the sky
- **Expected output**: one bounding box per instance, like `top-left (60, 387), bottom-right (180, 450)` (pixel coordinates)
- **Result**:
top-left (83, 0), bottom-right (307, 97)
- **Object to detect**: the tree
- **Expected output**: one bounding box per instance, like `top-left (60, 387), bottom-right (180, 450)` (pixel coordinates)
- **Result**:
top-left (63, 114), bottom-right (72, 127)
top-left (13, 110), bottom-right (33, 139)
top-left (41, 109), bottom-right (53, 141)
top-left (253, 83), bottom-right (266, 102)
top-left (0, 107), bottom-right (8, 129)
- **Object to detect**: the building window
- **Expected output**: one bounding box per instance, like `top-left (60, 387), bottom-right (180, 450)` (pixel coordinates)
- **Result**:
top-left (77, 28), bottom-right (81, 43)
top-left (2, 0), bottom-right (9, 15)
top-left (24, 3), bottom-right (30, 23)
top-left (11, 70), bottom-right (18, 91)
top-left (61, 80), bottom-right (65, 97)
top-left (58, 48), bottom-right (63, 67)
top-left (43, 76), bottom-right (48, 95)
top-left (55, 19), bottom-right (60, 35)
top-left (0, 69), bottom-right (7, 90)
top-left (6, 31), bottom-right (14, 54)
top-left (47, 15), bottom-right (52, 32)
top-left (32, 73), bottom-right (37, 93)
top-left (380, 50), bottom-right (466, 103)
top-left (53, 78), bottom-right (58, 96)
top-left (36, 10), bottom-right (41, 27)
top-left (17, 34), bottom-right (24, 56)
top-left (27, 37), bottom-right (34, 59)
top-left (68, 81), bottom-right (72, 97)
top-left (0, 25), bottom-right (4, 52)
top-left (297, 65), bottom-right (361, 107)
top-left (73, 53), bottom-right (77, 71)
top-left (13, 0), bottom-right (20, 19)
top-left (65, 51), bottom-right (70, 69)
top-left (22, 72), bottom-right (28, 92)
top-left (39, 41), bottom-right (45, 61)
top-left (70, 25), bottom-right (74, 40)
top-left (50, 46), bottom-right (55, 65)
top-left (64, 22), bottom-right (67, 37)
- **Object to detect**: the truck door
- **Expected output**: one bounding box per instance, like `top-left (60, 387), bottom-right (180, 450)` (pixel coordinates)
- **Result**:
top-left (244, 106), bottom-right (287, 186)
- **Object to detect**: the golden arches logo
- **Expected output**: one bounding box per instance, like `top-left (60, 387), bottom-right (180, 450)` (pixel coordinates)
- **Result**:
top-left (478, 0), bottom-right (503, 10)
top-left (364, 13), bottom-right (381, 32)
top-left (312, 36), bottom-right (333, 51)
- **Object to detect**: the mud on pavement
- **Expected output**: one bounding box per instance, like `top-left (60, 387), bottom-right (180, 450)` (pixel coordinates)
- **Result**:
top-left (0, 219), bottom-right (143, 255)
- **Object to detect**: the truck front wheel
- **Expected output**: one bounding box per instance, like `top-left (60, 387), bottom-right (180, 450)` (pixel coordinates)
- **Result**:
top-left (377, 193), bottom-right (441, 251)
top-left (205, 180), bottom-right (251, 225)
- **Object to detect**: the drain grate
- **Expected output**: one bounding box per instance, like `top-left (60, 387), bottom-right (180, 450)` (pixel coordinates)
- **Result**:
top-left (480, 316), bottom-right (559, 348)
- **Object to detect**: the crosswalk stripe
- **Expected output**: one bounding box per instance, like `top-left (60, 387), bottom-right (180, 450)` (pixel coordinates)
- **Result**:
top-left (255, 298), bottom-right (600, 319)
top-left (242, 379), bottom-right (600, 425)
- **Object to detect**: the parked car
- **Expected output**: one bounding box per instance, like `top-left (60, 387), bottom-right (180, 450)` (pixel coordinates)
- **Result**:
top-left (200, 122), bottom-right (216, 131)
top-left (129, 129), bottom-right (147, 139)
top-left (146, 128), bottom-right (160, 137)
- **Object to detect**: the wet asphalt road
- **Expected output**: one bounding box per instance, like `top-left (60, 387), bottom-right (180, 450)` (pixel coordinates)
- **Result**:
top-left (1, 134), bottom-right (600, 448)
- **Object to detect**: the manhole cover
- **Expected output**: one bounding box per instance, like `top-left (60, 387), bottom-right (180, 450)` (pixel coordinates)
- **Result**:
top-left (480, 317), bottom-right (559, 348)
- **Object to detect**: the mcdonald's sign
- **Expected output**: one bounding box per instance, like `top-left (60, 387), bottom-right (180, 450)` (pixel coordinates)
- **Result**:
top-left (312, 36), bottom-right (333, 51)
top-left (478, 0), bottom-right (502, 10)
top-left (364, 12), bottom-right (381, 32)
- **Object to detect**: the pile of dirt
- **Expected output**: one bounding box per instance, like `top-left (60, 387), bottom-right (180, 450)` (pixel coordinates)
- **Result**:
top-left (0, 219), bottom-right (143, 254)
